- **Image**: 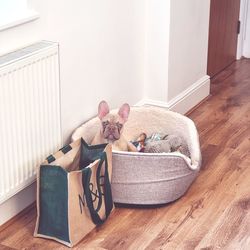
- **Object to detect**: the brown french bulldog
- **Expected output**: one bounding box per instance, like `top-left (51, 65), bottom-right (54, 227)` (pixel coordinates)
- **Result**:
top-left (92, 100), bottom-right (137, 152)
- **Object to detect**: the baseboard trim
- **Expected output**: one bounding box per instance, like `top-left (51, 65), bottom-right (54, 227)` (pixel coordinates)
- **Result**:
top-left (135, 75), bottom-right (210, 114)
top-left (168, 75), bottom-right (210, 114)
top-left (0, 202), bottom-right (35, 232)
top-left (0, 182), bottom-right (36, 226)
top-left (135, 98), bottom-right (169, 109)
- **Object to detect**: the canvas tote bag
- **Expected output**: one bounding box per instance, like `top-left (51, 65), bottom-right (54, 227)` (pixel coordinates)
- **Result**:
top-left (34, 138), bottom-right (114, 247)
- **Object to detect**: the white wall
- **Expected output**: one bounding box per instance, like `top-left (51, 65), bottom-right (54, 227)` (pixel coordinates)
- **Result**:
top-left (0, 0), bottom-right (211, 140)
top-left (44, 1), bottom-right (146, 142)
top-left (168, 0), bottom-right (210, 101)
top-left (0, 0), bottom-right (146, 143)
top-left (237, 0), bottom-right (247, 59)
top-left (243, 0), bottom-right (250, 58)
top-left (141, 0), bottom-right (210, 113)
top-left (144, 0), bottom-right (170, 102)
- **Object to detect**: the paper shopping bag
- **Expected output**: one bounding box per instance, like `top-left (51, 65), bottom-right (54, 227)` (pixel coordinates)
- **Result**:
top-left (34, 139), bottom-right (113, 247)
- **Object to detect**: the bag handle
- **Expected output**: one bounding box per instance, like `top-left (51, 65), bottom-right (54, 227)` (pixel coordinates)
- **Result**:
top-left (82, 152), bottom-right (113, 225)
top-left (46, 144), bottom-right (73, 163)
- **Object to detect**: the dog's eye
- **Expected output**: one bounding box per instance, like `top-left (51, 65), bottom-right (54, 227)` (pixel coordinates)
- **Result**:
top-left (116, 122), bottom-right (123, 131)
top-left (102, 121), bottom-right (109, 128)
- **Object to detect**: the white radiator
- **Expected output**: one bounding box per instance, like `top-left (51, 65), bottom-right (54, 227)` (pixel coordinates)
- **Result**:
top-left (0, 41), bottom-right (62, 204)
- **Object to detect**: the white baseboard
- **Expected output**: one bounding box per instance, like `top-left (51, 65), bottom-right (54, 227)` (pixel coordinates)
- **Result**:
top-left (0, 182), bottom-right (36, 226)
top-left (135, 75), bottom-right (210, 114)
top-left (168, 75), bottom-right (210, 114)
top-left (135, 98), bottom-right (169, 108)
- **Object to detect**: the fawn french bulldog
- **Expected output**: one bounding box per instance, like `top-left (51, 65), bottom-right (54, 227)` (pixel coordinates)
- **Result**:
top-left (92, 100), bottom-right (137, 152)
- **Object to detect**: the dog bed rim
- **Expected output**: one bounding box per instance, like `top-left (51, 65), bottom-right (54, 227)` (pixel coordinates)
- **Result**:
top-left (112, 150), bottom-right (199, 170)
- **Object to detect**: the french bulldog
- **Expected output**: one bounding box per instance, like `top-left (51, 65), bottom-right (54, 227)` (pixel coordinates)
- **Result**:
top-left (92, 100), bottom-right (138, 152)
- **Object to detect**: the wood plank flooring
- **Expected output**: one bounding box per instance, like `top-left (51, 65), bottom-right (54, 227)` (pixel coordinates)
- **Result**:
top-left (0, 59), bottom-right (250, 249)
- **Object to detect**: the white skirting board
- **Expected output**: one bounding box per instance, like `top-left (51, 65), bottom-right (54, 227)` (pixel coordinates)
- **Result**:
top-left (0, 183), bottom-right (36, 226)
top-left (136, 75), bottom-right (210, 114)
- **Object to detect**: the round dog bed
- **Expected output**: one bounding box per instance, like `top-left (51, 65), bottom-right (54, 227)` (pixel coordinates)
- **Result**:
top-left (71, 106), bottom-right (201, 205)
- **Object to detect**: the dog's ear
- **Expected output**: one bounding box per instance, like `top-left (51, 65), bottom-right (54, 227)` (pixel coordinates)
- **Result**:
top-left (98, 100), bottom-right (110, 119)
top-left (118, 103), bottom-right (130, 123)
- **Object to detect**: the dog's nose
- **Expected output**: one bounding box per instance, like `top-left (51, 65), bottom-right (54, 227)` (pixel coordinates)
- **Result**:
top-left (109, 126), bottom-right (116, 132)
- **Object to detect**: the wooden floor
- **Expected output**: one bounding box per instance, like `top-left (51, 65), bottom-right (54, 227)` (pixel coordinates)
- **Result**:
top-left (1, 59), bottom-right (250, 250)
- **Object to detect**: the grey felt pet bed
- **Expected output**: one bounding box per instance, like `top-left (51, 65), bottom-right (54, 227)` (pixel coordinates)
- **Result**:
top-left (71, 106), bottom-right (201, 205)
